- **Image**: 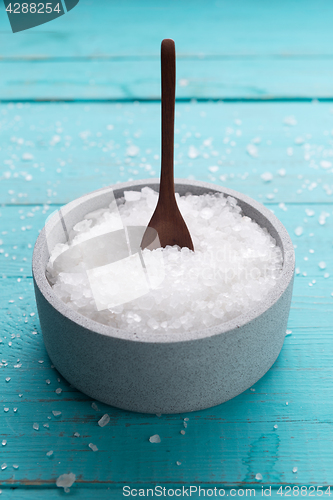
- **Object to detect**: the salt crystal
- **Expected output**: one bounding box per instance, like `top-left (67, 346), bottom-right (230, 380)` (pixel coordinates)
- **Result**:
top-left (33, 423), bottom-right (39, 430)
top-left (149, 434), bottom-right (161, 443)
top-left (55, 388), bottom-right (62, 394)
top-left (2, 440), bottom-right (6, 446)
top-left (5, 377), bottom-right (10, 382)
top-left (91, 402), bottom-right (99, 411)
top-left (246, 144), bottom-right (258, 157)
top-left (88, 443), bottom-right (98, 451)
top-left (320, 160), bottom-right (332, 169)
top-left (261, 172), bottom-right (273, 182)
top-left (12, 464), bottom-right (19, 469)
top-left (180, 430), bottom-right (185, 435)
top-left (208, 166), bottom-right (219, 173)
top-left (74, 432), bottom-right (80, 437)
top-left (46, 450), bottom-right (53, 457)
top-left (318, 261), bottom-right (326, 269)
top-left (286, 402), bottom-right (289, 405)
top-left (255, 473), bottom-right (263, 480)
top-left (52, 410), bottom-right (62, 417)
top-left (98, 414), bottom-right (110, 427)
top-left (56, 472), bottom-right (76, 491)
top-left (176, 461), bottom-right (182, 466)
top-left (278, 168), bottom-right (286, 177)
top-left (1, 464), bottom-right (7, 471)
top-left (294, 226), bottom-right (303, 236)
top-left (22, 153), bottom-right (33, 161)
top-left (293, 467), bottom-right (298, 473)
top-left (124, 191), bottom-right (141, 202)
top-left (286, 330), bottom-right (292, 336)
top-left (46, 379), bottom-right (51, 384)
top-left (188, 145), bottom-right (199, 159)
top-left (273, 425), bottom-right (278, 429)
top-left (126, 145), bottom-right (140, 157)
top-left (284, 116), bottom-right (297, 126)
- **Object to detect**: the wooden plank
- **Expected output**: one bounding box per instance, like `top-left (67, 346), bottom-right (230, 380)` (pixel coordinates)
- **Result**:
top-left (3, 58), bottom-right (333, 100)
top-left (1, 101), bottom-right (333, 205)
top-left (2, 0), bottom-right (333, 58)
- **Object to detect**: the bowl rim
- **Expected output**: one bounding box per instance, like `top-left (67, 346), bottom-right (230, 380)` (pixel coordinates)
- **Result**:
top-left (32, 178), bottom-right (295, 344)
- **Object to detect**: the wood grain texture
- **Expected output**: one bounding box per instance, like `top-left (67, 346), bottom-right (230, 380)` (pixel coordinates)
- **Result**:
top-left (2, 0), bottom-right (333, 99)
top-left (1, 102), bottom-right (333, 205)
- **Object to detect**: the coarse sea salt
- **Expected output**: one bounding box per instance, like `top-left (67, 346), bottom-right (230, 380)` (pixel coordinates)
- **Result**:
top-left (46, 188), bottom-right (283, 335)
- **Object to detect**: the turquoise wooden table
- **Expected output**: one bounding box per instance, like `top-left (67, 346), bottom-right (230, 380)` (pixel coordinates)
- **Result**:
top-left (1, 1), bottom-right (333, 498)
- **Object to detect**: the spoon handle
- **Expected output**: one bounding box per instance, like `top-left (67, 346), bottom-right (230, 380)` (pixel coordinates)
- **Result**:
top-left (160, 39), bottom-right (176, 205)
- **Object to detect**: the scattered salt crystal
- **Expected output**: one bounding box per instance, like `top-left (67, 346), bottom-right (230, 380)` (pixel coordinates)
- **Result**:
top-left (176, 461), bottom-right (182, 466)
top-left (55, 388), bottom-right (62, 394)
top-left (320, 160), bottom-right (332, 169)
top-left (156, 414), bottom-right (162, 417)
top-left (12, 464), bottom-right (19, 469)
top-left (188, 145), bottom-right (199, 159)
top-left (180, 430), bottom-right (185, 435)
top-left (124, 191), bottom-right (141, 202)
top-left (261, 172), bottom-right (273, 182)
top-left (255, 473), bottom-right (263, 480)
top-left (98, 414), bottom-right (110, 427)
top-left (74, 432), bottom-right (80, 437)
top-left (2, 440), bottom-right (6, 446)
top-left (286, 402), bottom-right (289, 405)
top-left (91, 402), bottom-right (99, 411)
top-left (278, 168), bottom-right (286, 177)
top-left (43, 423), bottom-right (49, 428)
top-left (324, 273), bottom-right (329, 278)
top-left (184, 418), bottom-right (189, 421)
top-left (33, 423), bottom-right (39, 431)
top-left (293, 467), bottom-right (298, 473)
top-left (273, 425), bottom-right (278, 429)
top-left (246, 144), bottom-right (258, 157)
top-left (126, 145), bottom-right (140, 157)
top-left (319, 212), bottom-right (329, 225)
top-left (287, 147), bottom-right (293, 156)
top-left (250, 388), bottom-right (255, 392)
top-left (149, 434), bottom-right (161, 443)
top-left (46, 450), bottom-right (53, 457)
top-left (295, 136), bottom-right (304, 145)
top-left (286, 330), bottom-right (292, 336)
top-left (284, 116), bottom-right (297, 126)
top-left (318, 261), bottom-right (326, 269)
top-left (1, 464), bottom-right (7, 471)
top-left (208, 166), bottom-right (219, 173)
top-left (88, 443), bottom-right (98, 451)
top-left (56, 472), bottom-right (76, 491)
top-left (52, 411), bottom-right (62, 417)
top-left (294, 226), bottom-right (303, 236)
top-left (5, 377), bottom-right (10, 382)
top-left (22, 153), bottom-right (33, 161)
top-left (46, 379), bottom-right (51, 384)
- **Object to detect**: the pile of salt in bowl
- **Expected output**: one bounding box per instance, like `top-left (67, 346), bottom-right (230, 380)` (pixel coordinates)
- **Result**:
top-left (46, 187), bottom-right (283, 334)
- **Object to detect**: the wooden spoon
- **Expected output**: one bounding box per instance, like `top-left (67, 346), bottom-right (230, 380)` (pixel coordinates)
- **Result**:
top-left (140, 39), bottom-right (194, 251)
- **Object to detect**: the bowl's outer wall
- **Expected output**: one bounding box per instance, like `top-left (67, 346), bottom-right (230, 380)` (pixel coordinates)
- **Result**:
top-left (33, 180), bottom-right (295, 414)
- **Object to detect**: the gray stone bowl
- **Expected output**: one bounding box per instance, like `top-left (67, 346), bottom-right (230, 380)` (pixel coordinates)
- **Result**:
top-left (32, 179), bottom-right (295, 414)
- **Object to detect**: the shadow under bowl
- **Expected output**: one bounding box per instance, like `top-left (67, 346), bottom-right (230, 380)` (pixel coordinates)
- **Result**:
top-left (32, 179), bottom-right (295, 414)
